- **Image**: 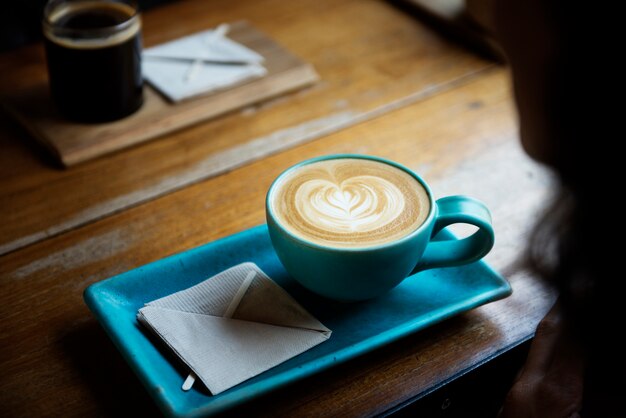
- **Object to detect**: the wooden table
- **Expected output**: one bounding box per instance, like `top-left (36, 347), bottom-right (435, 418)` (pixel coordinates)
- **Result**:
top-left (0, 0), bottom-right (555, 416)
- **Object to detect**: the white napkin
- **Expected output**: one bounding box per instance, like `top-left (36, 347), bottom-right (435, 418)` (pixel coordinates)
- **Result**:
top-left (142, 26), bottom-right (267, 102)
top-left (137, 262), bottom-right (331, 395)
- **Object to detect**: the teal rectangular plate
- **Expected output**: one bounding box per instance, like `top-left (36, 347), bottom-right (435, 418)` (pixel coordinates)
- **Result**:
top-left (84, 224), bottom-right (511, 418)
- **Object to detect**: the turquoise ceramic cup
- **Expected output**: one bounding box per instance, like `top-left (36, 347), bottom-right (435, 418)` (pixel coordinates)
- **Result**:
top-left (266, 154), bottom-right (495, 301)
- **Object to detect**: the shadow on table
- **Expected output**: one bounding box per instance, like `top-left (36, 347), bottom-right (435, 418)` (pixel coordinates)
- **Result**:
top-left (60, 320), bottom-right (161, 417)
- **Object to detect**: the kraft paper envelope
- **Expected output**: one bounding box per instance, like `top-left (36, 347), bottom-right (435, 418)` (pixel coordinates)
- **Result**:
top-left (137, 262), bottom-right (331, 395)
top-left (142, 26), bottom-right (267, 102)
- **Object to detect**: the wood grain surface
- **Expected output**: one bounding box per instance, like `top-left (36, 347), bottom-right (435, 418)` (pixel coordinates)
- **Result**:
top-left (0, 0), bottom-right (494, 256)
top-left (0, 0), bottom-right (555, 417)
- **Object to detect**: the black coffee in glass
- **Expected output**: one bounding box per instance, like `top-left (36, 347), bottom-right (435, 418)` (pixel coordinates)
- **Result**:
top-left (43, 0), bottom-right (143, 123)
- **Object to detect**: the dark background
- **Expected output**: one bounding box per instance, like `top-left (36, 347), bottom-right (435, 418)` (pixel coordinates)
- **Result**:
top-left (1, 0), bottom-right (173, 52)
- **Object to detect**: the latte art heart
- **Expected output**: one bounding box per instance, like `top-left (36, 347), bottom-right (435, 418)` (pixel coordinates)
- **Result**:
top-left (270, 158), bottom-right (430, 248)
top-left (296, 177), bottom-right (406, 233)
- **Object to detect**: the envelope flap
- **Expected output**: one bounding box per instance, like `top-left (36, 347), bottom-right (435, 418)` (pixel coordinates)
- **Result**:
top-left (233, 273), bottom-right (330, 333)
top-left (143, 263), bottom-right (330, 334)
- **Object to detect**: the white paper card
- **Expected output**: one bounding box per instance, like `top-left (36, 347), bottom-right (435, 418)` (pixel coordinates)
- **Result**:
top-left (137, 262), bottom-right (331, 395)
top-left (142, 27), bottom-right (267, 102)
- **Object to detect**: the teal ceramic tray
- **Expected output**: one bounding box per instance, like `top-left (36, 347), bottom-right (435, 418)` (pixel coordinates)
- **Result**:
top-left (84, 224), bottom-right (511, 418)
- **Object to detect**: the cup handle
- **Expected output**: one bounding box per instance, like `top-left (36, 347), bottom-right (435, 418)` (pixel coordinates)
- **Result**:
top-left (411, 195), bottom-right (494, 273)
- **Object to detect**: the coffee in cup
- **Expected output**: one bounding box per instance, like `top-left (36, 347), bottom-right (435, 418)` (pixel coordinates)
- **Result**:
top-left (269, 157), bottom-right (430, 248)
top-left (266, 154), bottom-right (495, 301)
top-left (43, 0), bottom-right (144, 122)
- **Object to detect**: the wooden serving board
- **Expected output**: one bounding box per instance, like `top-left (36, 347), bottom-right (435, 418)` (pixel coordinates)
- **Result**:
top-left (2, 21), bottom-right (319, 166)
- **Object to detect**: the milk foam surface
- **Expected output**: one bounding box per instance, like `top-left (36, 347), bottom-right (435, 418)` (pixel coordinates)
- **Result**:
top-left (270, 158), bottom-right (430, 248)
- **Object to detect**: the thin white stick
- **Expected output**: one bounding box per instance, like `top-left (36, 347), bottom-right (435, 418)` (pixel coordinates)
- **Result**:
top-left (181, 372), bottom-right (196, 391)
top-left (184, 23), bottom-right (230, 83)
top-left (181, 269), bottom-right (255, 391)
top-left (223, 270), bottom-right (256, 318)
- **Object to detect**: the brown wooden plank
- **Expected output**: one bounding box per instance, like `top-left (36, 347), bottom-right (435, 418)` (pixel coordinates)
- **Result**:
top-left (0, 69), bottom-right (554, 417)
top-left (2, 21), bottom-right (319, 166)
top-left (0, 0), bottom-right (494, 256)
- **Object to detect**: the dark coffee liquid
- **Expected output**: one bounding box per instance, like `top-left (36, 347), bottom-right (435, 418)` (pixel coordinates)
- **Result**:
top-left (44, 2), bottom-right (143, 123)
top-left (55, 6), bottom-right (128, 29)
